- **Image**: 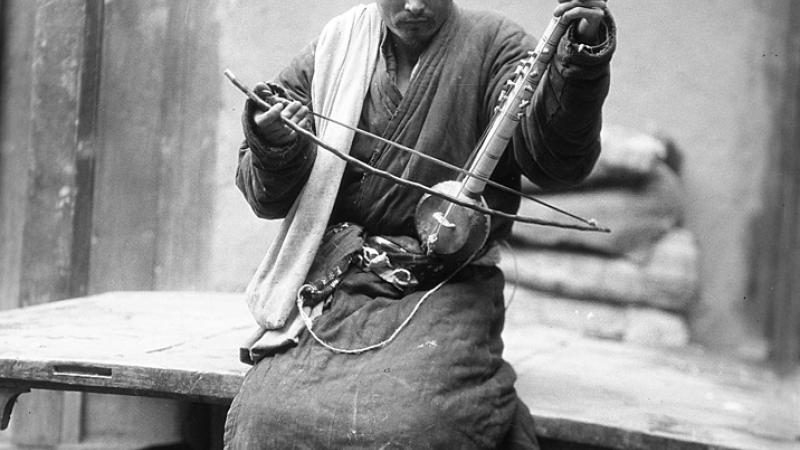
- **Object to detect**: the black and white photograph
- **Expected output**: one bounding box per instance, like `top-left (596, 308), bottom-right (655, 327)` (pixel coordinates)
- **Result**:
top-left (0, 1), bottom-right (798, 449)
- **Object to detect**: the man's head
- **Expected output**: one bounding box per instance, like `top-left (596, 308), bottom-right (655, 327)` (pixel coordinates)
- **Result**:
top-left (376, 0), bottom-right (453, 49)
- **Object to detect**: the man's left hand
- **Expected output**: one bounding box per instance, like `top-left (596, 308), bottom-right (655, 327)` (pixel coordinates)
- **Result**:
top-left (553, 0), bottom-right (608, 45)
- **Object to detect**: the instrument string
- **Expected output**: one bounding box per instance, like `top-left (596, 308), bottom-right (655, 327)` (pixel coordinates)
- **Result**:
top-left (296, 247), bottom-right (479, 354)
top-left (304, 103), bottom-right (601, 228)
top-left (224, 70), bottom-right (609, 233)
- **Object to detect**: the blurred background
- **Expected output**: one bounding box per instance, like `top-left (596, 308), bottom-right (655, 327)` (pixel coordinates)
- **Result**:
top-left (1, 0), bottom-right (798, 448)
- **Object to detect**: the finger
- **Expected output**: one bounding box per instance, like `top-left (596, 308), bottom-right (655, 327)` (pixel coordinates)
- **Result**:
top-left (281, 101), bottom-right (312, 131)
top-left (297, 117), bottom-right (312, 132)
top-left (280, 100), bottom-right (303, 119)
top-left (554, 0), bottom-right (606, 17)
top-left (555, 0), bottom-right (606, 5)
top-left (255, 103), bottom-right (285, 129)
top-left (291, 105), bottom-right (309, 125)
top-left (555, 0), bottom-right (606, 16)
top-left (255, 105), bottom-right (295, 143)
top-left (294, 104), bottom-right (309, 120)
top-left (560, 6), bottom-right (605, 23)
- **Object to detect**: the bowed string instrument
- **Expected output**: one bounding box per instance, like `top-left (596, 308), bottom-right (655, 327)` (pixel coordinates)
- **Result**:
top-left (225, 15), bottom-right (609, 267)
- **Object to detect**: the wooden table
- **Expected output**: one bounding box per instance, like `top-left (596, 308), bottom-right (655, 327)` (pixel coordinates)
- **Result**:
top-left (1, 291), bottom-right (798, 449)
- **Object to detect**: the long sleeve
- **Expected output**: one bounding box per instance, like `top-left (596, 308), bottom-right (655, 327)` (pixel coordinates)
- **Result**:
top-left (235, 42), bottom-right (318, 219)
top-left (492, 15), bottom-right (616, 190)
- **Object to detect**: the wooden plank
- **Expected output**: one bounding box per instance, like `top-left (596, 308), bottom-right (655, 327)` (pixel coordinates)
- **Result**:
top-left (91, 0), bottom-right (217, 292)
top-left (504, 304), bottom-right (800, 450)
top-left (0, 292), bottom-right (251, 402)
top-left (0, 291), bottom-right (797, 450)
top-left (750, 0), bottom-right (800, 368)
top-left (771, 1), bottom-right (800, 367)
top-left (69, 0), bottom-right (103, 299)
top-left (91, 0), bottom-right (169, 292)
top-left (2, 292), bottom-right (244, 446)
top-left (18, 0), bottom-right (92, 306)
top-left (0, 0), bottom-right (35, 311)
top-left (153, 0), bottom-right (217, 289)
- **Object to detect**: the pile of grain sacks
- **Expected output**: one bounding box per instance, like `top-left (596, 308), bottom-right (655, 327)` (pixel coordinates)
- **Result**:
top-left (501, 125), bottom-right (698, 347)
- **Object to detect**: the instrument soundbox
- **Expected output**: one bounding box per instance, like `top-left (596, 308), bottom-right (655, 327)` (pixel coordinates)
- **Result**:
top-left (415, 16), bottom-right (569, 264)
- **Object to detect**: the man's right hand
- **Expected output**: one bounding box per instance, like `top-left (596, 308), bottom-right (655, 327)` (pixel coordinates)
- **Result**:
top-left (554, 0), bottom-right (608, 45)
top-left (252, 85), bottom-right (311, 146)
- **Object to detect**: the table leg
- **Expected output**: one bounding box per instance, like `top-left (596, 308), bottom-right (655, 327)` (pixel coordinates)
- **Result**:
top-left (1, 387), bottom-right (30, 430)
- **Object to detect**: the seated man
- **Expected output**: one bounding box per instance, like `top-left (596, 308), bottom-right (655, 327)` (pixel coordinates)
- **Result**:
top-left (225, 0), bottom-right (615, 448)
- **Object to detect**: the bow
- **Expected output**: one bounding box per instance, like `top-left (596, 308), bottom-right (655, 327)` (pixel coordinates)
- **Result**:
top-left (224, 69), bottom-right (610, 234)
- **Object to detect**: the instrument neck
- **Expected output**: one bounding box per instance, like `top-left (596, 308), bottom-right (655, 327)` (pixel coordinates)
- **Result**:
top-left (459, 16), bottom-right (568, 199)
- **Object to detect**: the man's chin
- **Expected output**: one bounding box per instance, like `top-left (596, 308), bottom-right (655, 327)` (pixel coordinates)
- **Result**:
top-left (394, 31), bottom-right (434, 50)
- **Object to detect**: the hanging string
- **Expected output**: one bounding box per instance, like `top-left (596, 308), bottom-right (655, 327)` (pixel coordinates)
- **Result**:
top-left (295, 251), bottom-right (477, 354)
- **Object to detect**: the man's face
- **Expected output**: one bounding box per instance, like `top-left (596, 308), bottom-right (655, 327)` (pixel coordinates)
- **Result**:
top-left (376, 0), bottom-right (453, 49)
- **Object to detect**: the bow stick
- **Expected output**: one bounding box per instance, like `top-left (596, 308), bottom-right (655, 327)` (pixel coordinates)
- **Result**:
top-left (224, 69), bottom-right (610, 233)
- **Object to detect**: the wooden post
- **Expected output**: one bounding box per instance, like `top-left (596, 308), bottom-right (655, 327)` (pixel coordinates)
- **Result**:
top-left (18, 0), bottom-right (101, 307)
top-left (9, 0), bottom-right (102, 446)
top-left (769, 6), bottom-right (800, 367)
top-left (154, 0), bottom-right (217, 289)
top-left (70, 0), bottom-right (103, 299)
top-left (0, 0), bottom-right (36, 312)
top-left (749, 1), bottom-right (800, 369)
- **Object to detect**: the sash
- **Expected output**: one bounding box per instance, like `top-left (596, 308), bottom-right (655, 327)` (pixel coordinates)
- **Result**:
top-left (241, 4), bottom-right (382, 363)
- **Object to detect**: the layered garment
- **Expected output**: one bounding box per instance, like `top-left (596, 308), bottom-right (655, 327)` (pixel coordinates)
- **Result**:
top-left (227, 3), bottom-right (615, 449)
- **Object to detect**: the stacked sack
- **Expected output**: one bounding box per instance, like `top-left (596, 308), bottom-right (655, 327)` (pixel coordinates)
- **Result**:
top-left (500, 125), bottom-right (698, 347)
